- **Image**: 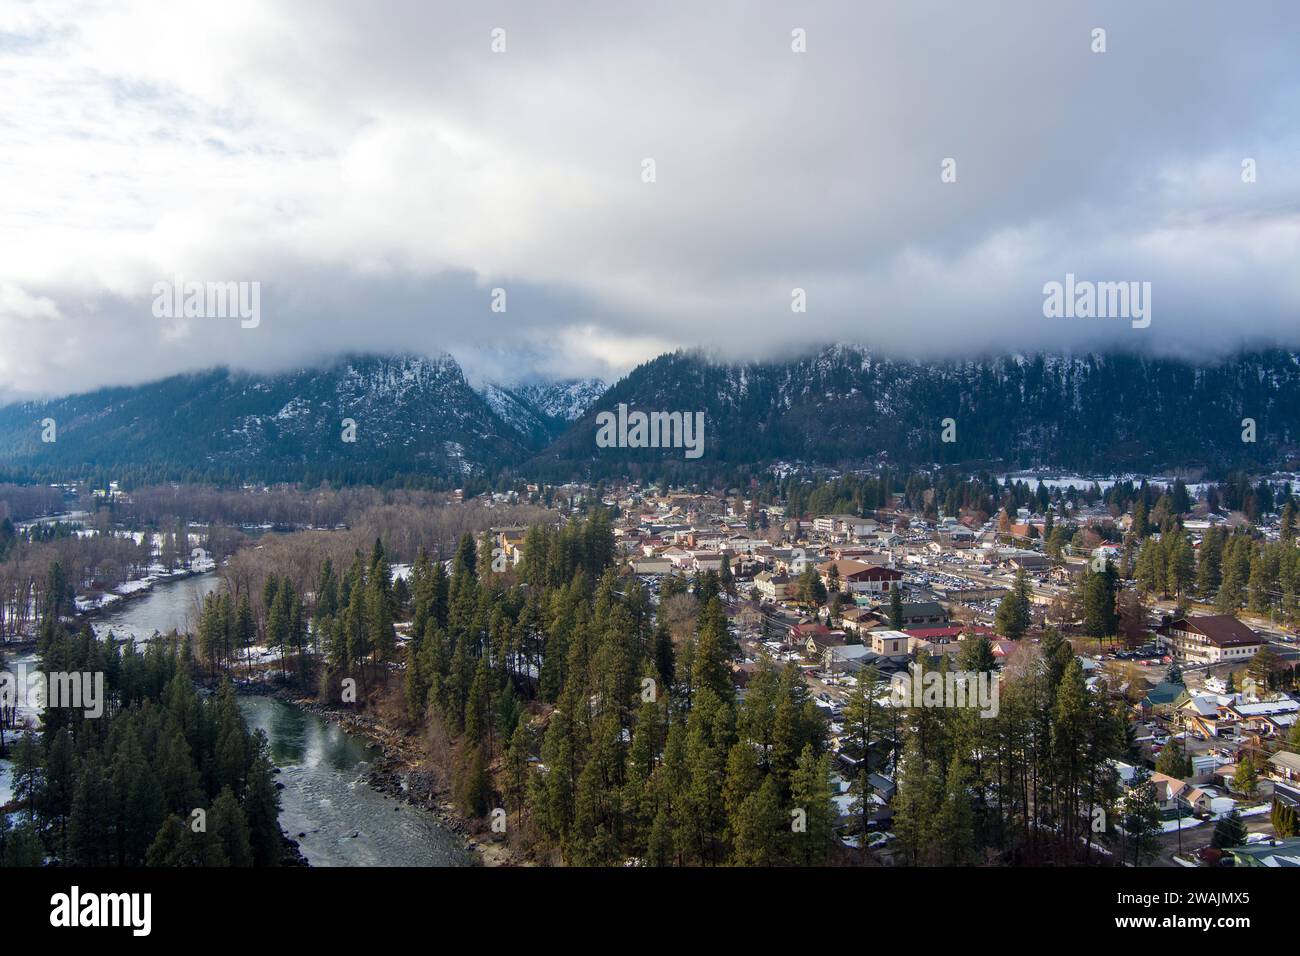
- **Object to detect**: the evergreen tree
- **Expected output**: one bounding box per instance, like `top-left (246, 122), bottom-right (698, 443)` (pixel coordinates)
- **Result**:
top-left (1211, 811), bottom-right (1247, 849)
top-left (211, 786), bottom-right (254, 867)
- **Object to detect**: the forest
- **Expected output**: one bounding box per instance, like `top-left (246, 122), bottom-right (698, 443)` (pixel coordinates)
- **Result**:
top-left (2, 621), bottom-right (283, 866)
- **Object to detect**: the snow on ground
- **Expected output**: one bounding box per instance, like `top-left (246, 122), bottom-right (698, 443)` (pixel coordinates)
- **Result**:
top-left (236, 645), bottom-right (282, 666)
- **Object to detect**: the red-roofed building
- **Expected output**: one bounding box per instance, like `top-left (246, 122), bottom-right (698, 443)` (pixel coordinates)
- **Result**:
top-left (902, 625), bottom-right (997, 642)
top-left (816, 559), bottom-right (904, 595)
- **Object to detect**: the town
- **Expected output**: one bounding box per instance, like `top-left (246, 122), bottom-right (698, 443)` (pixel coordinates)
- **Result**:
top-left (478, 470), bottom-right (1300, 866)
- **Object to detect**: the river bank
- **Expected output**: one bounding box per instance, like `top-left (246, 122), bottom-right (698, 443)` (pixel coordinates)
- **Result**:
top-left (248, 683), bottom-right (523, 866)
top-left (9, 569), bottom-right (482, 868)
top-left (1, 565), bottom-right (213, 651)
top-left (78, 566), bottom-right (212, 625)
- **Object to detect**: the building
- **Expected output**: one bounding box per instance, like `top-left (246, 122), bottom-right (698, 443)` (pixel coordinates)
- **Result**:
top-left (1139, 681), bottom-right (1187, 716)
top-left (1225, 697), bottom-right (1300, 739)
top-left (813, 514), bottom-right (878, 538)
top-left (903, 624), bottom-right (997, 644)
top-left (1155, 615), bottom-right (1265, 664)
top-left (895, 601), bottom-right (948, 628)
top-left (1009, 553), bottom-right (1051, 572)
top-left (1225, 837), bottom-right (1300, 867)
top-left (825, 643), bottom-right (878, 674)
top-left (1267, 751), bottom-right (1300, 784)
top-left (754, 570), bottom-right (794, 602)
top-left (870, 629), bottom-right (910, 657)
top-left (816, 559), bottom-right (904, 595)
top-left (938, 527), bottom-right (976, 549)
top-left (837, 606), bottom-right (879, 634)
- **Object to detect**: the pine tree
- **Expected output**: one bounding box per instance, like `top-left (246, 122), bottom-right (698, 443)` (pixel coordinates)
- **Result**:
top-left (645, 809), bottom-right (673, 867)
top-left (242, 744), bottom-right (282, 867)
top-left (892, 736), bottom-right (940, 865)
top-left (146, 814), bottom-right (227, 867)
top-left (211, 786), bottom-right (254, 867)
top-left (732, 776), bottom-right (784, 866)
top-left (1233, 753), bottom-right (1258, 798)
top-left (938, 753), bottom-right (975, 865)
top-left (1211, 811), bottom-right (1247, 849)
top-left (788, 744), bottom-right (833, 865)
top-left (1123, 766), bottom-right (1162, 865)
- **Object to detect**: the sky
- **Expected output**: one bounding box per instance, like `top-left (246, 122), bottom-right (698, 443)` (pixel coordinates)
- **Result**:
top-left (1, 0), bottom-right (1298, 402)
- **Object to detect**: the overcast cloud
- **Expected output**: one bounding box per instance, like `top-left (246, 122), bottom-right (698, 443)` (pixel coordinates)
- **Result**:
top-left (1, 0), bottom-right (1298, 401)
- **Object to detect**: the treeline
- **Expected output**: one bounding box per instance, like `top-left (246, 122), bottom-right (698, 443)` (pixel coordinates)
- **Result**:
top-left (1128, 516), bottom-right (1300, 624)
top-left (383, 517), bottom-right (837, 865)
top-left (1, 624), bottom-right (282, 866)
top-left (888, 633), bottom-right (1151, 865)
top-left (216, 500), bottom-right (556, 632)
top-left (0, 534), bottom-right (151, 642)
top-left (114, 484), bottom-right (453, 530)
top-left (0, 484), bottom-right (68, 522)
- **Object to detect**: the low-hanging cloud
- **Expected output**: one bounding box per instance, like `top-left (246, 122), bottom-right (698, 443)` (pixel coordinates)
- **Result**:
top-left (1, 0), bottom-right (1298, 401)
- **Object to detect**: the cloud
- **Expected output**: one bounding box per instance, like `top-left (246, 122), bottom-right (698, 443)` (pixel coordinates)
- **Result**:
top-left (1, 0), bottom-right (1299, 401)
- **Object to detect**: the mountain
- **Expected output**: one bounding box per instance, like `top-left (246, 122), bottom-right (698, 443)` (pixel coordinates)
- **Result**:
top-left (531, 346), bottom-right (1300, 479)
top-left (475, 378), bottom-right (607, 446)
top-left (2, 347), bottom-right (1297, 486)
top-left (0, 354), bottom-right (542, 485)
top-left (513, 379), bottom-right (608, 422)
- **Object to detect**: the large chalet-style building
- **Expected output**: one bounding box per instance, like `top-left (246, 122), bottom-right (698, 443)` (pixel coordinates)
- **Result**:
top-left (1155, 615), bottom-right (1265, 664)
top-left (816, 559), bottom-right (904, 595)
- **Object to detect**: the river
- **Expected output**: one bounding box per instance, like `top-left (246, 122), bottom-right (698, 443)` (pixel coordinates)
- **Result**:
top-left (91, 571), bottom-right (220, 644)
top-left (11, 570), bottom-right (471, 866)
top-left (238, 695), bottom-right (471, 866)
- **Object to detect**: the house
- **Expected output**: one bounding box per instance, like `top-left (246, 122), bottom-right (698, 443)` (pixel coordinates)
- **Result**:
top-left (1140, 681), bottom-right (1187, 716)
top-left (902, 624), bottom-right (997, 644)
top-left (825, 643), bottom-right (878, 674)
top-left (837, 606), bottom-right (879, 634)
top-left (794, 623), bottom-right (848, 659)
top-left (692, 553), bottom-right (724, 573)
top-left (1267, 751), bottom-right (1300, 784)
top-left (1091, 545), bottom-right (1122, 572)
top-left (662, 546), bottom-right (693, 570)
top-left (495, 526), bottom-right (529, 558)
top-left (1178, 693), bottom-right (1239, 740)
top-left (1146, 772), bottom-right (1207, 814)
top-left (630, 558), bottom-right (673, 576)
top-left (1155, 615), bottom-right (1265, 664)
top-left (1225, 697), bottom-right (1300, 739)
